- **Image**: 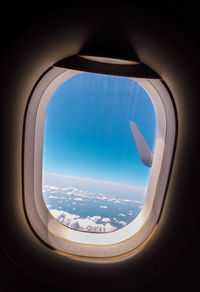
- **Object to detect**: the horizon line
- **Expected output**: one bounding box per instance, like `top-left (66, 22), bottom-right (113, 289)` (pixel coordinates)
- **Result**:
top-left (43, 172), bottom-right (147, 192)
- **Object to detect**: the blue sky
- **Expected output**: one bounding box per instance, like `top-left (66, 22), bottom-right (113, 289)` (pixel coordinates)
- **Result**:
top-left (43, 72), bottom-right (156, 190)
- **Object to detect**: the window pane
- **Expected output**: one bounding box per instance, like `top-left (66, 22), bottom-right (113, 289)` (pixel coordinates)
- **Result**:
top-left (42, 73), bottom-right (156, 233)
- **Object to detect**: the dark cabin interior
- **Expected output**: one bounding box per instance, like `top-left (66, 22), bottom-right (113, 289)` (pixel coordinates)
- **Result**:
top-left (0, 2), bottom-right (199, 291)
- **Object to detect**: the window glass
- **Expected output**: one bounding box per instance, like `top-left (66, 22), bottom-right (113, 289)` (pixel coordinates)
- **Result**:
top-left (42, 73), bottom-right (156, 233)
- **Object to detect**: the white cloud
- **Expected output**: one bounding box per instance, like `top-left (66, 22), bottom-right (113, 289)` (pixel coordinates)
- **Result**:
top-left (62, 187), bottom-right (78, 192)
top-left (48, 195), bottom-right (60, 199)
top-left (42, 185), bottom-right (61, 194)
top-left (101, 217), bottom-right (111, 223)
top-left (43, 184), bottom-right (143, 231)
top-left (112, 217), bottom-right (127, 227)
top-left (116, 220), bottom-right (127, 227)
top-left (97, 195), bottom-right (107, 200)
top-left (112, 198), bottom-right (143, 204)
top-left (111, 199), bottom-right (119, 203)
top-left (64, 191), bottom-right (74, 195)
top-left (49, 209), bottom-right (116, 233)
top-left (50, 209), bottom-right (80, 223)
top-left (90, 216), bottom-right (101, 221)
top-left (133, 200), bottom-right (143, 204)
top-left (43, 184), bottom-right (144, 208)
top-left (49, 185), bottom-right (59, 190)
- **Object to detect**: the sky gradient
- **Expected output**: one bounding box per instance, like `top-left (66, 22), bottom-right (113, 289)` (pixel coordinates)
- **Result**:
top-left (42, 73), bottom-right (156, 190)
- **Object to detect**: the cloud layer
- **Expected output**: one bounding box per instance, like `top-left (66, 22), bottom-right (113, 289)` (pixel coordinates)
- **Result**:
top-left (50, 209), bottom-right (118, 232)
top-left (43, 185), bottom-right (143, 205)
top-left (43, 184), bottom-right (143, 233)
top-left (43, 172), bottom-right (146, 200)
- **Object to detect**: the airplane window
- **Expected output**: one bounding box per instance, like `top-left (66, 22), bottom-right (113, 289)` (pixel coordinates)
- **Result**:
top-left (42, 72), bottom-right (156, 233)
top-left (24, 66), bottom-right (175, 259)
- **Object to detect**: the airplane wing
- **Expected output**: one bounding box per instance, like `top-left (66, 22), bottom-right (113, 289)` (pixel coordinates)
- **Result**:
top-left (129, 120), bottom-right (153, 168)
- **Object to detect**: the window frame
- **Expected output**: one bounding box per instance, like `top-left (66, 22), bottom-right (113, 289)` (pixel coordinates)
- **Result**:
top-left (24, 66), bottom-right (176, 260)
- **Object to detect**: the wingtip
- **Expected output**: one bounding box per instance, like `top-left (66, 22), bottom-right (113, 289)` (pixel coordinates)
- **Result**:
top-left (129, 120), bottom-right (153, 168)
top-left (129, 120), bottom-right (135, 128)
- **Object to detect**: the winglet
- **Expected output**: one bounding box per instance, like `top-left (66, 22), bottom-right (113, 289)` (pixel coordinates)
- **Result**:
top-left (129, 121), bottom-right (153, 168)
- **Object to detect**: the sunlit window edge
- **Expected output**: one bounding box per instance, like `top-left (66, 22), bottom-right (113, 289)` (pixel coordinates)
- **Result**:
top-left (24, 67), bottom-right (175, 259)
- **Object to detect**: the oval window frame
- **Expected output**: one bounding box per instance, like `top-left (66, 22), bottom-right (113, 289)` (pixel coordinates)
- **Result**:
top-left (24, 66), bottom-right (176, 260)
